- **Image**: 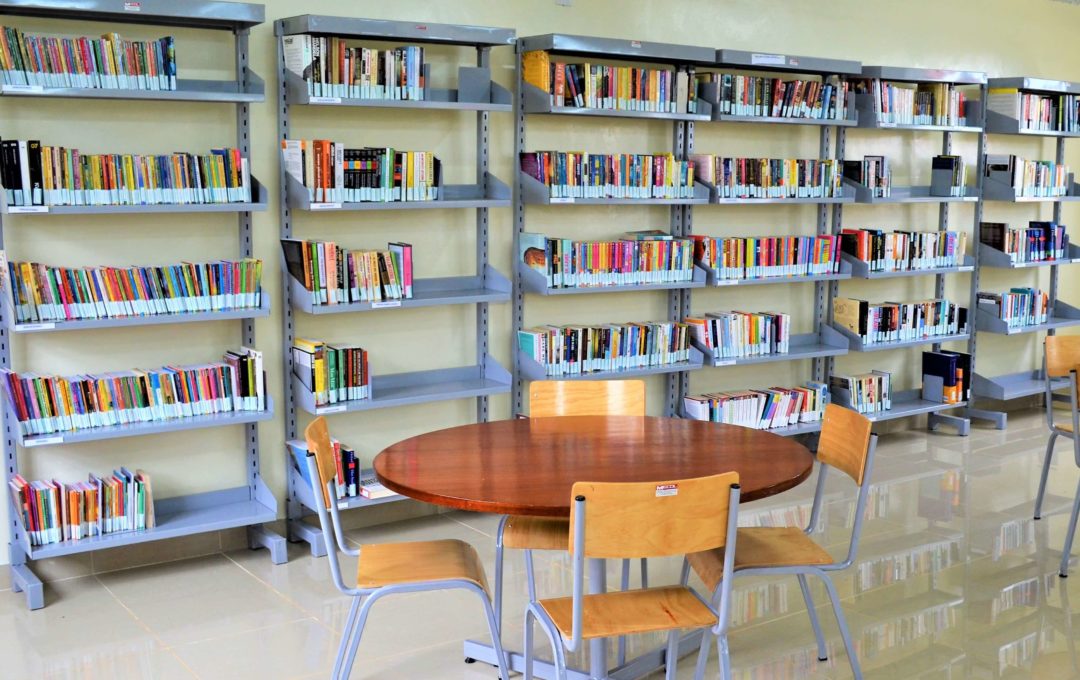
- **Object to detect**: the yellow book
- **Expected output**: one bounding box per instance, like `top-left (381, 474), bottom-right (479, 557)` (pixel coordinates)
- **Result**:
top-left (406, 151), bottom-right (414, 201)
top-left (522, 50), bottom-right (550, 94)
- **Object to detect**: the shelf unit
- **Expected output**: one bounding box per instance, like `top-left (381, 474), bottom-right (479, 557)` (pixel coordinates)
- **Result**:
top-left (825, 65), bottom-right (987, 436)
top-left (0, 0), bottom-right (284, 611)
top-left (276, 16), bottom-right (514, 556)
top-left (968, 76), bottom-right (1080, 427)
top-left (512, 34), bottom-right (716, 417)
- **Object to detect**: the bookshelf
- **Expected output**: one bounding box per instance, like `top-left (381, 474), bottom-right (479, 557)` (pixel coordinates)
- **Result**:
top-left (0, 0), bottom-right (284, 611)
top-left (276, 16), bottom-right (514, 557)
top-left (825, 66), bottom-right (987, 435)
top-left (968, 76), bottom-right (1080, 427)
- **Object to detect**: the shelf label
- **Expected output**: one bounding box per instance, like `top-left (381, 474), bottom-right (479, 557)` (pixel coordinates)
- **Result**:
top-left (317, 405), bottom-right (347, 415)
top-left (8, 205), bottom-right (48, 213)
top-left (715, 359), bottom-right (736, 366)
top-left (309, 202), bottom-right (341, 211)
top-left (1072, 258), bottom-right (1080, 264)
top-left (1017, 262), bottom-right (1035, 268)
top-left (630, 40), bottom-right (642, 48)
top-left (371, 300), bottom-right (402, 309)
top-left (123, 1), bottom-right (141, 10)
top-left (878, 121), bottom-right (897, 128)
top-left (751, 53), bottom-right (785, 67)
top-left (714, 280), bottom-right (738, 286)
top-left (549, 197), bottom-right (574, 204)
top-left (25, 435), bottom-right (63, 447)
top-left (310, 96), bottom-right (341, 104)
top-left (15, 322), bottom-right (54, 331)
top-left (3, 84), bottom-right (43, 94)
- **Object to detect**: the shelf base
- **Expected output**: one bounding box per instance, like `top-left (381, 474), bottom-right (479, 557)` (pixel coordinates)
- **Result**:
top-left (9, 563), bottom-right (44, 611)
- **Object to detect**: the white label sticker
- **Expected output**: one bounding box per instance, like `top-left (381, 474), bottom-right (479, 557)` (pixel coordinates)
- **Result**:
top-left (310, 96), bottom-right (342, 104)
top-left (8, 205), bottom-right (48, 214)
top-left (25, 435), bottom-right (63, 447)
top-left (655, 483), bottom-right (678, 497)
top-left (309, 202), bottom-right (342, 211)
top-left (1017, 262), bottom-right (1035, 268)
top-left (1072, 258), bottom-right (1080, 264)
top-left (549, 196), bottom-right (574, 204)
top-left (878, 121), bottom-right (897, 128)
top-left (371, 300), bottom-right (402, 309)
top-left (715, 359), bottom-right (736, 366)
top-left (16, 322), bottom-right (55, 331)
top-left (123, 1), bottom-right (141, 10)
top-left (318, 404), bottom-right (347, 415)
top-left (630, 40), bottom-right (642, 48)
top-left (751, 53), bottom-right (786, 66)
top-left (715, 279), bottom-right (738, 286)
top-left (3, 84), bottom-right (43, 93)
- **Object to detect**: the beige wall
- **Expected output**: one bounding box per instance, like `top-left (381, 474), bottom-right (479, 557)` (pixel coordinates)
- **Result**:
top-left (3, 0), bottom-right (1080, 568)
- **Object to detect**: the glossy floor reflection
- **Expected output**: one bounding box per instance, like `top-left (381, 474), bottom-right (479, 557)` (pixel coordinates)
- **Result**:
top-left (3, 407), bottom-right (1080, 678)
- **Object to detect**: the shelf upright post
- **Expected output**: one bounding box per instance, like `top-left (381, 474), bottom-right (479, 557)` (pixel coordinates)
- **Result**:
top-left (476, 45), bottom-right (491, 423)
top-left (667, 119), bottom-right (688, 416)
top-left (512, 46), bottom-right (526, 416)
top-left (812, 123), bottom-right (833, 385)
top-left (824, 124), bottom-right (848, 383)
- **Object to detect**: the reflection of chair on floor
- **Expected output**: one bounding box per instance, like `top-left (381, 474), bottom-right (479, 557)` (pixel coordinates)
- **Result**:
top-left (303, 416), bottom-right (510, 680)
top-left (1034, 336), bottom-right (1080, 577)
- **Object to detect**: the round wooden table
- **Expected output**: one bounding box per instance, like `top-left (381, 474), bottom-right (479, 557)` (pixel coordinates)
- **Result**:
top-left (374, 416), bottom-right (815, 680)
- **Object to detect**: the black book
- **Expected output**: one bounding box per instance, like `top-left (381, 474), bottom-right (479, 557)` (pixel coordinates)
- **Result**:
top-left (279, 238), bottom-right (308, 285)
top-left (26, 140), bottom-right (42, 206)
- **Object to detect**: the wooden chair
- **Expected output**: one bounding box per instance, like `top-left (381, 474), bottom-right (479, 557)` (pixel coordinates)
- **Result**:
top-left (494, 379), bottom-right (648, 655)
top-left (687, 404), bottom-right (876, 680)
top-left (1036, 336), bottom-right (1080, 577)
top-left (524, 472), bottom-right (742, 680)
top-left (302, 417), bottom-right (510, 680)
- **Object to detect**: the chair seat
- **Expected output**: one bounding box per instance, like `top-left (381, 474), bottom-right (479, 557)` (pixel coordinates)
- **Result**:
top-left (688, 527), bottom-right (833, 591)
top-left (1055, 421), bottom-right (1075, 433)
top-left (357, 539), bottom-right (489, 592)
top-left (503, 515), bottom-right (570, 551)
top-left (539, 586), bottom-right (716, 640)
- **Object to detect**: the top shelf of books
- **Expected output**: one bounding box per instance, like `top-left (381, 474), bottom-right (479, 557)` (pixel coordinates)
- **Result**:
top-left (988, 76), bottom-right (1080, 95)
top-left (0, 0), bottom-right (264, 31)
top-left (276, 15), bottom-right (515, 47)
top-left (716, 49), bottom-right (861, 76)
top-left (518, 34), bottom-right (714, 66)
top-left (861, 65), bottom-right (986, 85)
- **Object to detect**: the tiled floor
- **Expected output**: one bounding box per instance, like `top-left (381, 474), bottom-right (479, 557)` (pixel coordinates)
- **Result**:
top-left (4, 407), bottom-right (1080, 678)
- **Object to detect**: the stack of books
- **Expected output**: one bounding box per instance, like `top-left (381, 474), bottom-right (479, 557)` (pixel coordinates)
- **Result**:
top-left (518, 231), bottom-right (694, 288)
top-left (0, 142), bottom-right (251, 207)
top-left (0, 28), bottom-right (176, 91)
top-left (4, 258), bottom-right (263, 324)
top-left (517, 322), bottom-right (691, 376)
top-left (282, 35), bottom-right (425, 100)
top-left (292, 338), bottom-right (369, 406)
top-left (840, 229), bottom-right (967, 272)
top-left (930, 155), bottom-right (969, 197)
top-left (856, 79), bottom-right (968, 126)
top-left (10, 468), bottom-right (155, 547)
top-left (288, 439), bottom-right (398, 501)
top-left (683, 382), bottom-right (829, 429)
top-left (980, 221), bottom-right (1069, 263)
top-left (987, 88), bottom-right (1080, 132)
top-left (522, 51), bottom-right (697, 113)
top-left (691, 155), bottom-right (843, 199)
top-left (281, 140), bottom-right (440, 203)
top-left (700, 73), bottom-right (850, 121)
top-left (985, 154), bottom-right (1071, 198)
top-left (833, 297), bottom-right (967, 344)
top-left (520, 151), bottom-right (696, 200)
top-left (685, 311), bottom-right (791, 359)
top-left (0, 348), bottom-right (265, 437)
top-left (923, 350), bottom-right (971, 404)
top-left (281, 239), bottom-right (412, 305)
top-left (830, 371), bottom-right (892, 414)
top-left (977, 289), bottom-right (1050, 328)
top-left (843, 155), bottom-right (891, 197)
top-left (693, 234), bottom-right (841, 281)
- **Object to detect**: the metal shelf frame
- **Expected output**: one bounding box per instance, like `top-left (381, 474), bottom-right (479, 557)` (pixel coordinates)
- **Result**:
top-left (277, 16), bottom-right (514, 558)
top-left (1, 0), bottom-right (284, 612)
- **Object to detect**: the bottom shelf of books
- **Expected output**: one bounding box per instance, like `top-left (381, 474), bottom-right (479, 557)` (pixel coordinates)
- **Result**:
top-left (287, 440), bottom-right (403, 512)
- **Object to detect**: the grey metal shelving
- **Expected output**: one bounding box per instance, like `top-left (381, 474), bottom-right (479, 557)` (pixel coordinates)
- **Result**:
top-left (841, 253), bottom-right (975, 280)
top-left (518, 263), bottom-right (706, 295)
top-left (277, 16), bottom-right (513, 558)
top-left (692, 328), bottom-right (849, 367)
top-left (0, 0), bottom-right (285, 612)
top-left (841, 179), bottom-right (980, 204)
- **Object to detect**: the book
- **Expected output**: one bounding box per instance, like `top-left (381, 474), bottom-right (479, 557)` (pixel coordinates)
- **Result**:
top-left (525, 52), bottom-right (697, 114)
top-left (840, 229), bottom-right (967, 272)
top-left (854, 79), bottom-right (969, 126)
top-left (930, 155), bottom-right (968, 197)
top-left (833, 297), bottom-right (967, 344)
top-left (282, 140), bottom-right (440, 203)
top-left (685, 311), bottom-right (791, 359)
top-left (520, 232), bottom-right (694, 288)
top-left (292, 338), bottom-right (369, 406)
top-left (979, 221), bottom-right (1068, 263)
top-left (282, 36), bottom-right (425, 100)
top-left (922, 350), bottom-right (970, 404)
top-left (987, 87), bottom-right (1080, 132)
top-left (984, 154), bottom-right (1071, 198)
top-left (689, 155), bottom-right (842, 199)
top-left (977, 289), bottom-right (1049, 328)
top-left (830, 372), bottom-right (892, 414)
top-left (694, 234), bottom-right (840, 281)
top-left (281, 239), bottom-right (412, 305)
top-left (518, 322), bottom-right (691, 376)
top-left (359, 470), bottom-right (397, 500)
top-left (842, 155), bottom-right (891, 197)
top-left (699, 72), bottom-right (850, 121)
top-left (683, 382), bottom-right (829, 429)
top-left (520, 151), bottom-right (695, 200)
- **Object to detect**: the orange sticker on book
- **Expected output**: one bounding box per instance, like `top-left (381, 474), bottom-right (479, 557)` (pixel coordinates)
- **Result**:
top-left (655, 484), bottom-right (678, 497)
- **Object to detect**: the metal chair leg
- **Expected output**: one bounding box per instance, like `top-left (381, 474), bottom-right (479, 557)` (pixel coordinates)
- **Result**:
top-left (476, 586), bottom-right (512, 680)
top-left (664, 630), bottom-right (680, 680)
top-left (693, 631), bottom-right (712, 680)
top-left (818, 571), bottom-right (861, 680)
top-left (525, 549), bottom-right (538, 601)
top-left (525, 604), bottom-right (567, 680)
top-left (618, 559), bottom-right (631, 665)
top-left (1036, 433), bottom-right (1059, 520)
top-left (524, 607), bottom-right (536, 680)
top-left (640, 557), bottom-right (649, 588)
top-left (332, 597), bottom-right (362, 679)
top-left (494, 516), bottom-right (508, 631)
top-left (340, 593), bottom-right (380, 680)
top-left (797, 574), bottom-right (828, 661)
top-left (1060, 476), bottom-right (1080, 577)
top-left (717, 633), bottom-right (732, 680)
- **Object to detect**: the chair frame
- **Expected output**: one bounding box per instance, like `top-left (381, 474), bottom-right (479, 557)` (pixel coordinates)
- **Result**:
top-left (303, 454), bottom-right (511, 680)
top-left (1034, 352), bottom-right (1080, 578)
top-left (523, 483), bottom-right (742, 680)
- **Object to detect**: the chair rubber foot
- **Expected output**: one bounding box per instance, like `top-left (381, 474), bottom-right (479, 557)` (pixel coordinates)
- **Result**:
top-left (464, 658), bottom-right (476, 664)
top-left (818, 657), bottom-right (828, 662)
top-left (1061, 573), bottom-right (1069, 578)
top-left (1035, 515), bottom-right (1042, 520)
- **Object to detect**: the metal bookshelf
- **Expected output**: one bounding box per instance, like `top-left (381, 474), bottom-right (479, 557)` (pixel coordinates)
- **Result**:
top-left (0, 0), bottom-right (284, 611)
top-left (824, 65), bottom-right (987, 436)
top-left (968, 76), bottom-right (1080, 428)
top-left (276, 16), bottom-right (514, 558)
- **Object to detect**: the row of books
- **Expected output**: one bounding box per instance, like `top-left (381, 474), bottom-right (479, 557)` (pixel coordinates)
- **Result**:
top-left (685, 312), bottom-right (792, 359)
top-left (281, 239), bottom-right (413, 305)
top-left (977, 288), bottom-right (1050, 328)
top-left (698, 73), bottom-right (851, 121)
top-left (988, 87), bottom-right (1080, 132)
top-left (682, 382), bottom-right (829, 430)
top-left (517, 322), bottom-right (692, 376)
top-left (833, 297), bottom-right (967, 344)
top-left (979, 221), bottom-right (1069, 263)
top-left (930, 155), bottom-right (970, 197)
top-left (0, 348), bottom-right (266, 437)
top-left (856, 79), bottom-right (969, 126)
top-left (830, 371), bottom-right (891, 415)
top-left (693, 234), bottom-right (841, 280)
top-left (0, 28), bottom-right (176, 91)
top-left (4, 258), bottom-right (263, 324)
top-left (282, 35), bottom-right (425, 100)
top-left (923, 350), bottom-right (972, 405)
top-left (518, 231), bottom-right (695, 289)
top-left (282, 140), bottom-right (440, 203)
top-left (855, 539), bottom-right (959, 591)
top-left (691, 155), bottom-right (843, 199)
top-left (843, 155), bottom-right (891, 197)
top-left (0, 140), bottom-right (251, 207)
top-left (523, 51), bottom-right (698, 114)
top-left (985, 154), bottom-right (1072, 197)
top-left (840, 229), bottom-right (967, 272)
top-left (292, 338), bottom-right (369, 406)
top-left (288, 440), bottom-right (395, 501)
top-left (10, 468), bottom-right (155, 547)
top-left (520, 152), bottom-right (696, 199)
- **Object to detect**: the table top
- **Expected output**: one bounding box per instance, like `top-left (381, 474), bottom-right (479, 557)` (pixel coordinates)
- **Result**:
top-left (374, 416), bottom-right (815, 517)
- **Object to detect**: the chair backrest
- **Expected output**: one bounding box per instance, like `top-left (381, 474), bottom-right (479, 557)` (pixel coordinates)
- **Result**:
top-left (304, 416), bottom-right (338, 509)
top-left (529, 380), bottom-right (645, 417)
top-left (817, 403), bottom-right (873, 485)
top-left (569, 472), bottom-right (740, 559)
top-left (301, 416), bottom-right (355, 595)
top-left (1046, 335), bottom-right (1080, 378)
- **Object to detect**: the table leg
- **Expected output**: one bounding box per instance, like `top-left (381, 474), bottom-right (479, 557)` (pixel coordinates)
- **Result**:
top-left (589, 557), bottom-right (608, 678)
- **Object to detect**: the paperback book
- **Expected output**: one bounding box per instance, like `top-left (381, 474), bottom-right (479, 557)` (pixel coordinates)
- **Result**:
top-left (683, 382), bottom-right (829, 429)
top-left (685, 311), bottom-right (791, 359)
top-left (519, 231), bottom-right (695, 289)
top-left (518, 322), bottom-right (691, 376)
top-left (700, 72), bottom-right (850, 121)
top-left (520, 151), bottom-right (696, 200)
top-left (977, 289), bottom-right (1049, 328)
top-left (855, 79), bottom-right (969, 126)
top-left (843, 155), bottom-right (891, 197)
top-left (830, 371), bottom-right (892, 414)
top-left (979, 221), bottom-right (1068, 263)
top-left (282, 35), bottom-right (425, 99)
top-left (292, 338), bottom-right (369, 406)
top-left (281, 239), bottom-right (412, 305)
top-left (690, 155), bottom-right (842, 199)
top-left (984, 154), bottom-right (1071, 198)
top-left (833, 297), bottom-right (967, 344)
top-left (693, 234), bottom-right (840, 281)
top-left (840, 229), bottom-right (967, 272)
top-left (987, 87), bottom-right (1080, 132)
top-left (281, 139), bottom-right (440, 203)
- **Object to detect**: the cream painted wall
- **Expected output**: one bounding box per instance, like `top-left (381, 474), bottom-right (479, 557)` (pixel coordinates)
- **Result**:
top-left (3, 0), bottom-right (1080, 567)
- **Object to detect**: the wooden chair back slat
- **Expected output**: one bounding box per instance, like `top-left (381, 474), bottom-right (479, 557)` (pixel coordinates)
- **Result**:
top-left (1046, 336), bottom-right (1080, 378)
top-left (304, 416), bottom-right (338, 509)
top-left (817, 404), bottom-right (873, 485)
top-left (529, 380), bottom-right (645, 417)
